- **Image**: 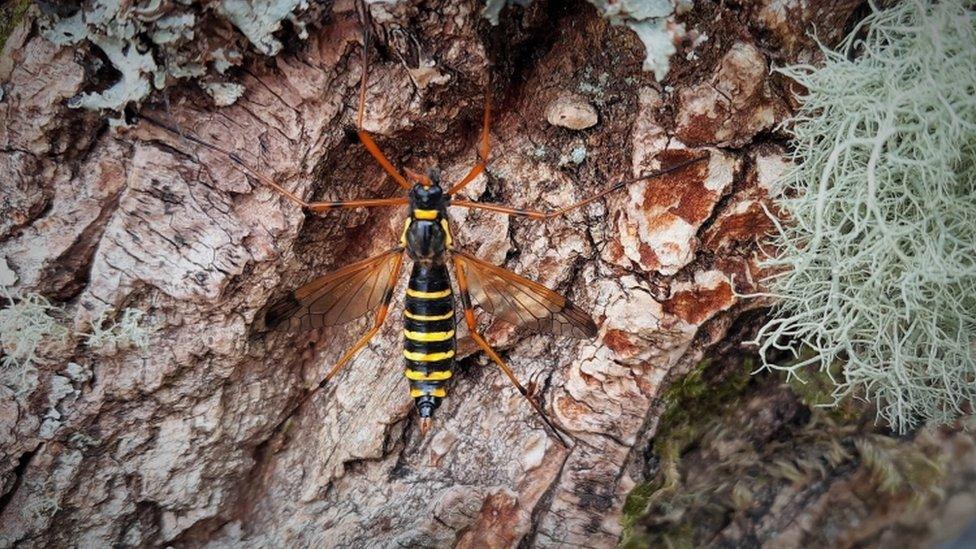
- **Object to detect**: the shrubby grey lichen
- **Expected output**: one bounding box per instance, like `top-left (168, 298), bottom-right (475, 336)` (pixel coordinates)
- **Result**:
top-left (753, 0), bottom-right (976, 432)
top-left (84, 307), bottom-right (154, 352)
top-left (0, 286), bottom-right (69, 389)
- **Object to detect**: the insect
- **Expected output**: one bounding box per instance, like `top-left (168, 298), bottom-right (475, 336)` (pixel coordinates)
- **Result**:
top-left (141, 18), bottom-right (705, 446)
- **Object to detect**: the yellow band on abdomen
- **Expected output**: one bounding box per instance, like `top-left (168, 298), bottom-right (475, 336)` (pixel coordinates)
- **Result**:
top-left (404, 310), bottom-right (454, 321)
top-left (404, 329), bottom-right (454, 342)
top-left (410, 387), bottom-right (447, 398)
top-left (414, 209), bottom-right (438, 220)
top-left (403, 349), bottom-right (455, 362)
top-left (406, 288), bottom-right (451, 299)
top-left (404, 369), bottom-right (453, 381)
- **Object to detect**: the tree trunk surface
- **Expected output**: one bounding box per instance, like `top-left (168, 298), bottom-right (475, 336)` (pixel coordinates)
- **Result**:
top-left (2, 0), bottom-right (973, 547)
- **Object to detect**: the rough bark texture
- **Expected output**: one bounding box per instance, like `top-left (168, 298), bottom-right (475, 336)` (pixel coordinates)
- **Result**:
top-left (619, 340), bottom-right (976, 549)
top-left (3, 0), bottom-right (971, 547)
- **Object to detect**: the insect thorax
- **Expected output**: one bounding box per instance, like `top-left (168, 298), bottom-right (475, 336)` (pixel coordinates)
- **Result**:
top-left (402, 181), bottom-right (452, 261)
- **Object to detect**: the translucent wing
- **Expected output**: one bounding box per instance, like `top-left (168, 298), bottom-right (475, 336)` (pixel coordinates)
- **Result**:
top-left (453, 250), bottom-right (597, 339)
top-left (266, 247), bottom-right (404, 331)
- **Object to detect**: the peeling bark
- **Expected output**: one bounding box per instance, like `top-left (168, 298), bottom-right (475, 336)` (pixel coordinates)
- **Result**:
top-left (5, 1), bottom-right (961, 548)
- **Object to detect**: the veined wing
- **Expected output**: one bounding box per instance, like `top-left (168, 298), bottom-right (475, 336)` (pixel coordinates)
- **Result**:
top-left (452, 249), bottom-right (597, 339)
top-left (267, 247), bottom-right (404, 331)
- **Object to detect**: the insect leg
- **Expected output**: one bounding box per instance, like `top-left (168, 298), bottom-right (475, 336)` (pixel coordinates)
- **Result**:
top-left (321, 251), bottom-right (404, 384)
top-left (449, 154), bottom-right (709, 219)
top-left (453, 256), bottom-right (573, 448)
top-left (137, 113), bottom-right (408, 212)
top-left (447, 90), bottom-right (492, 195)
top-left (307, 197), bottom-right (408, 212)
top-left (356, 8), bottom-right (411, 190)
top-left (286, 251), bottom-right (405, 418)
top-left (262, 249), bottom-right (404, 438)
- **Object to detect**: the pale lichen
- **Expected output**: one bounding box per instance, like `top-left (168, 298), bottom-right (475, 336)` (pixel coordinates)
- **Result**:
top-left (40, 0), bottom-right (314, 111)
top-left (0, 286), bottom-right (69, 389)
top-left (21, 475), bottom-right (62, 523)
top-left (67, 34), bottom-right (157, 110)
top-left (483, 0), bottom-right (690, 80)
top-left (752, 0), bottom-right (976, 432)
top-left (202, 81), bottom-right (247, 107)
top-left (217, 0), bottom-right (307, 56)
top-left (84, 307), bottom-right (154, 353)
top-left (588, 0), bottom-right (688, 81)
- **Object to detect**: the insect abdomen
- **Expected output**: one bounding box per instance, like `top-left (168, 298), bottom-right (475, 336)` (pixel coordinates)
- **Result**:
top-left (403, 261), bottom-right (456, 419)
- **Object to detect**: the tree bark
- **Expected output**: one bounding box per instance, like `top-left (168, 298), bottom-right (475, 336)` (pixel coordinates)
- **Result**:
top-left (7, 1), bottom-right (970, 548)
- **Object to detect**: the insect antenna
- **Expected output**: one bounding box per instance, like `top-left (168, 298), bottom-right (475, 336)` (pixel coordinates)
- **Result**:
top-left (134, 111), bottom-right (409, 211)
top-left (450, 153), bottom-right (710, 219)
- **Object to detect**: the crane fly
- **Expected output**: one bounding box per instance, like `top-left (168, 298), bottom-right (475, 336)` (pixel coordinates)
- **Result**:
top-left (139, 17), bottom-right (707, 447)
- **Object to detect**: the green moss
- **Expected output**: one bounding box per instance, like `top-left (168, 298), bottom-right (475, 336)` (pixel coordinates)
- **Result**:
top-left (619, 358), bottom-right (753, 544)
top-left (782, 353), bottom-right (865, 423)
top-left (0, 0), bottom-right (30, 53)
top-left (855, 435), bottom-right (946, 505)
top-left (654, 358), bottom-right (751, 455)
top-left (621, 482), bottom-right (657, 527)
top-left (620, 349), bottom-right (960, 548)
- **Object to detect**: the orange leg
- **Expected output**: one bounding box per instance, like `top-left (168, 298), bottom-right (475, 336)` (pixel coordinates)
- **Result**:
top-left (138, 113), bottom-right (408, 212)
top-left (320, 251), bottom-right (403, 385)
top-left (453, 256), bottom-right (573, 448)
top-left (450, 154), bottom-right (709, 219)
top-left (212, 148), bottom-right (408, 212)
top-left (292, 251), bottom-right (404, 412)
top-left (447, 90), bottom-right (492, 196)
top-left (356, 17), bottom-right (411, 190)
top-left (263, 251), bottom-right (402, 436)
top-left (308, 197), bottom-right (408, 213)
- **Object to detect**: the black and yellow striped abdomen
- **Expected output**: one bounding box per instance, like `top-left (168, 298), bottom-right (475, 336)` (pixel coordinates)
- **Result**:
top-left (403, 261), bottom-right (456, 419)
